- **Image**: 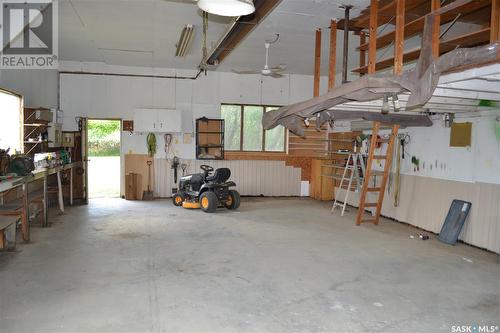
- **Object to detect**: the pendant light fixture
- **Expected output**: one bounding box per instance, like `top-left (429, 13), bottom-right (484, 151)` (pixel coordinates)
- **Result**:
top-left (197, 0), bottom-right (255, 17)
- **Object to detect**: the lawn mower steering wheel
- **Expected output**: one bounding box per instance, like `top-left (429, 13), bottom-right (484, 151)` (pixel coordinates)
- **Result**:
top-left (200, 165), bottom-right (214, 175)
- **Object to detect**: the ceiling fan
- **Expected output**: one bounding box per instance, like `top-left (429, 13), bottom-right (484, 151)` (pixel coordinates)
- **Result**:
top-left (232, 35), bottom-right (287, 78)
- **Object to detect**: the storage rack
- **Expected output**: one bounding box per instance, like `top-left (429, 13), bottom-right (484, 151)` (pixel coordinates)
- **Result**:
top-left (195, 118), bottom-right (225, 160)
top-left (23, 108), bottom-right (52, 155)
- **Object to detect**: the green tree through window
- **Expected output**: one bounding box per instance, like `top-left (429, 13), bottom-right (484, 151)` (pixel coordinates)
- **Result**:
top-left (221, 104), bottom-right (286, 152)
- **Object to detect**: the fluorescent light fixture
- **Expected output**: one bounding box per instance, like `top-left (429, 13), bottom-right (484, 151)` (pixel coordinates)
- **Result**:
top-left (175, 24), bottom-right (195, 57)
top-left (198, 0), bottom-right (255, 17)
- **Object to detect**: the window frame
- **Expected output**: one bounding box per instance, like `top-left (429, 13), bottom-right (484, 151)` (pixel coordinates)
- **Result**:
top-left (0, 87), bottom-right (24, 153)
top-left (221, 103), bottom-right (287, 153)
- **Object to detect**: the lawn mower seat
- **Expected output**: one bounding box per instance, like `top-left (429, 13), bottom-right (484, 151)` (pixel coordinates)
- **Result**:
top-left (206, 168), bottom-right (231, 183)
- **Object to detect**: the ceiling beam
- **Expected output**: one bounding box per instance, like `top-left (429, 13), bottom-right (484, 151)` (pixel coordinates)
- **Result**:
top-left (205, 0), bottom-right (282, 67)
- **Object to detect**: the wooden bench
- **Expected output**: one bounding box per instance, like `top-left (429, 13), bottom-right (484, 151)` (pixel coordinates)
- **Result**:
top-left (0, 216), bottom-right (18, 250)
top-left (0, 201), bottom-right (26, 240)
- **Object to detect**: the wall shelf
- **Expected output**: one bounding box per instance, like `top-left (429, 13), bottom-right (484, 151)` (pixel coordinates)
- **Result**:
top-left (196, 118), bottom-right (225, 160)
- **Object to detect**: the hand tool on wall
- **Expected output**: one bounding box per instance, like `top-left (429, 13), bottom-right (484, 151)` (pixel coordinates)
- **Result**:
top-left (181, 163), bottom-right (188, 176)
top-left (400, 134), bottom-right (410, 159)
top-left (164, 133), bottom-right (173, 159)
top-left (147, 133), bottom-right (156, 157)
top-left (171, 156), bottom-right (179, 183)
top-left (142, 160), bottom-right (154, 201)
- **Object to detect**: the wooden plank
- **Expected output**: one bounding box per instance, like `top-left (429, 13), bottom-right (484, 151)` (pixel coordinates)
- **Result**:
top-left (431, 0), bottom-right (441, 59)
top-left (352, 27), bottom-right (491, 73)
top-left (354, 0), bottom-right (428, 29)
top-left (328, 20), bottom-right (337, 91)
top-left (492, 0), bottom-right (500, 42)
top-left (0, 230), bottom-right (4, 249)
top-left (125, 173), bottom-right (138, 200)
top-left (124, 154), bottom-right (154, 199)
top-left (368, 0), bottom-right (378, 74)
top-left (225, 151), bottom-right (286, 161)
top-left (314, 28), bottom-right (322, 97)
top-left (285, 156), bottom-right (312, 182)
top-left (394, 0), bottom-right (406, 74)
top-left (357, 0), bottom-right (492, 51)
top-left (310, 159), bottom-right (322, 199)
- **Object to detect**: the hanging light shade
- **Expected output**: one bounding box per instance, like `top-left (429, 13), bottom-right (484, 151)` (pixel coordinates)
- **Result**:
top-left (198, 0), bottom-right (255, 17)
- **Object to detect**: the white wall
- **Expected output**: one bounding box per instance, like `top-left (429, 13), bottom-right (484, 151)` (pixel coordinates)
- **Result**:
top-left (58, 61), bottom-right (329, 160)
top-left (0, 69), bottom-right (58, 108)
top-left (398, 113), bottom-right (500, 185)
top-left (336, 112), bottom-right (500, 252)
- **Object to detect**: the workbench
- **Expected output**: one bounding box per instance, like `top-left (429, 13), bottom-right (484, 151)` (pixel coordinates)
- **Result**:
top-left (0, 161), bottom-right (86, 243)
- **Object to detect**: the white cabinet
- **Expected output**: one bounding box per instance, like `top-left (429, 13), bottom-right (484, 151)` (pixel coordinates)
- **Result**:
top-left (133, 109), bottom-right (157, 132)
top-left (133, 108), bottom-right (181, 133)
top-left (157, 109), bottom-right (181, 132)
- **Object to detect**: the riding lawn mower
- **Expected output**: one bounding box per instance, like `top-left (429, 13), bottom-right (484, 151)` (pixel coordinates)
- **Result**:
top-left (172, 165), bottom-right (240, 213)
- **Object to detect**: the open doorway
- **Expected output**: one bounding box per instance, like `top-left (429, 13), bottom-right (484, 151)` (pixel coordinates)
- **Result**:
top-left (87, 119), bottom-right (121, 198)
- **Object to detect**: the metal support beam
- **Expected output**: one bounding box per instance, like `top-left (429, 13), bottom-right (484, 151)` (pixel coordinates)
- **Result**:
top-left (341, 5), bottom-right (353, 82)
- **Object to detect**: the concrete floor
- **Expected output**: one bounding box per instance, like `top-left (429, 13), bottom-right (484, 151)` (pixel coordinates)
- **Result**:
top-left (0, 198), bottom-right (499, 333)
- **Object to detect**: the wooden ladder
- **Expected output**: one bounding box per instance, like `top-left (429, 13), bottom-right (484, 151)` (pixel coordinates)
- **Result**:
top-left (355, 121), bottom-right (399, 226)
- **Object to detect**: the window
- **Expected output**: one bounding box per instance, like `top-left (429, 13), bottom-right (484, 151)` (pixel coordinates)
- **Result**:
top-left (221, 104), bottom-right (286, 152)
top-left (0, 89), bottom-right (23, 153)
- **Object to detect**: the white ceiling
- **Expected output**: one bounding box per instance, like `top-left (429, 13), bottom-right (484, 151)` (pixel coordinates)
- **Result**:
top-left (59, 0), bottom-right (370, 75)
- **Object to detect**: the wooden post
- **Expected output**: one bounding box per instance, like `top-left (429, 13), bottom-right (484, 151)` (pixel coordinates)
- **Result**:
top-left (314, 28), bottom-right (322, 97)
top-left (328, 20), bottom-right (337, 91)
top-left (491, 0), bottom-right (500, 43)
top-left (22, 183), bottom-right (29, 242)
top-left (431, 0), bottom-right (441, 59)
top-left (394, 0), bottom-right (405, 75)
top-left (0, 229), bottom-right (5, 249)
top-left (359, 31), bottom-right (366, 76)
top-left (368, 0), bottom-right (378, 74)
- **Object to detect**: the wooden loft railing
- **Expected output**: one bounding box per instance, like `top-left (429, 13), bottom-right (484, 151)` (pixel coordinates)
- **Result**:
top-left (341, 0), bottom-right (498, 76)
top-left (353, 27), bottom-right (491, 73)
top-left (356, 0), bottom-right (490, 52)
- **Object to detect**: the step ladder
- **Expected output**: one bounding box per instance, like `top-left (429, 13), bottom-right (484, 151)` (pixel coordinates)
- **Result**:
top-left (331, 152), bottom-right (366, 216)
top-left (355, 121), bottom-right (399, 226)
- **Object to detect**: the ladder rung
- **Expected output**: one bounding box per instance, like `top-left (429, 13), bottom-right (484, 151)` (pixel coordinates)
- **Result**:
top-left (367, 187), bottom-right (381, 192)
top-left (360, 219), bottom-right (376, 224)
top-left (368, 171), bottom-right (385, 176)
top-left (364, 203), bottom-right (378, 207)
top-left (377, 138), bottom-right (390, 143)
top-left (373, 155), bottom-right (387, 159)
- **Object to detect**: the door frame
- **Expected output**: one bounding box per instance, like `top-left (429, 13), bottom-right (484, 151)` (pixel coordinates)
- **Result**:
top-left (86, 118), bottom-right (123, 198)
